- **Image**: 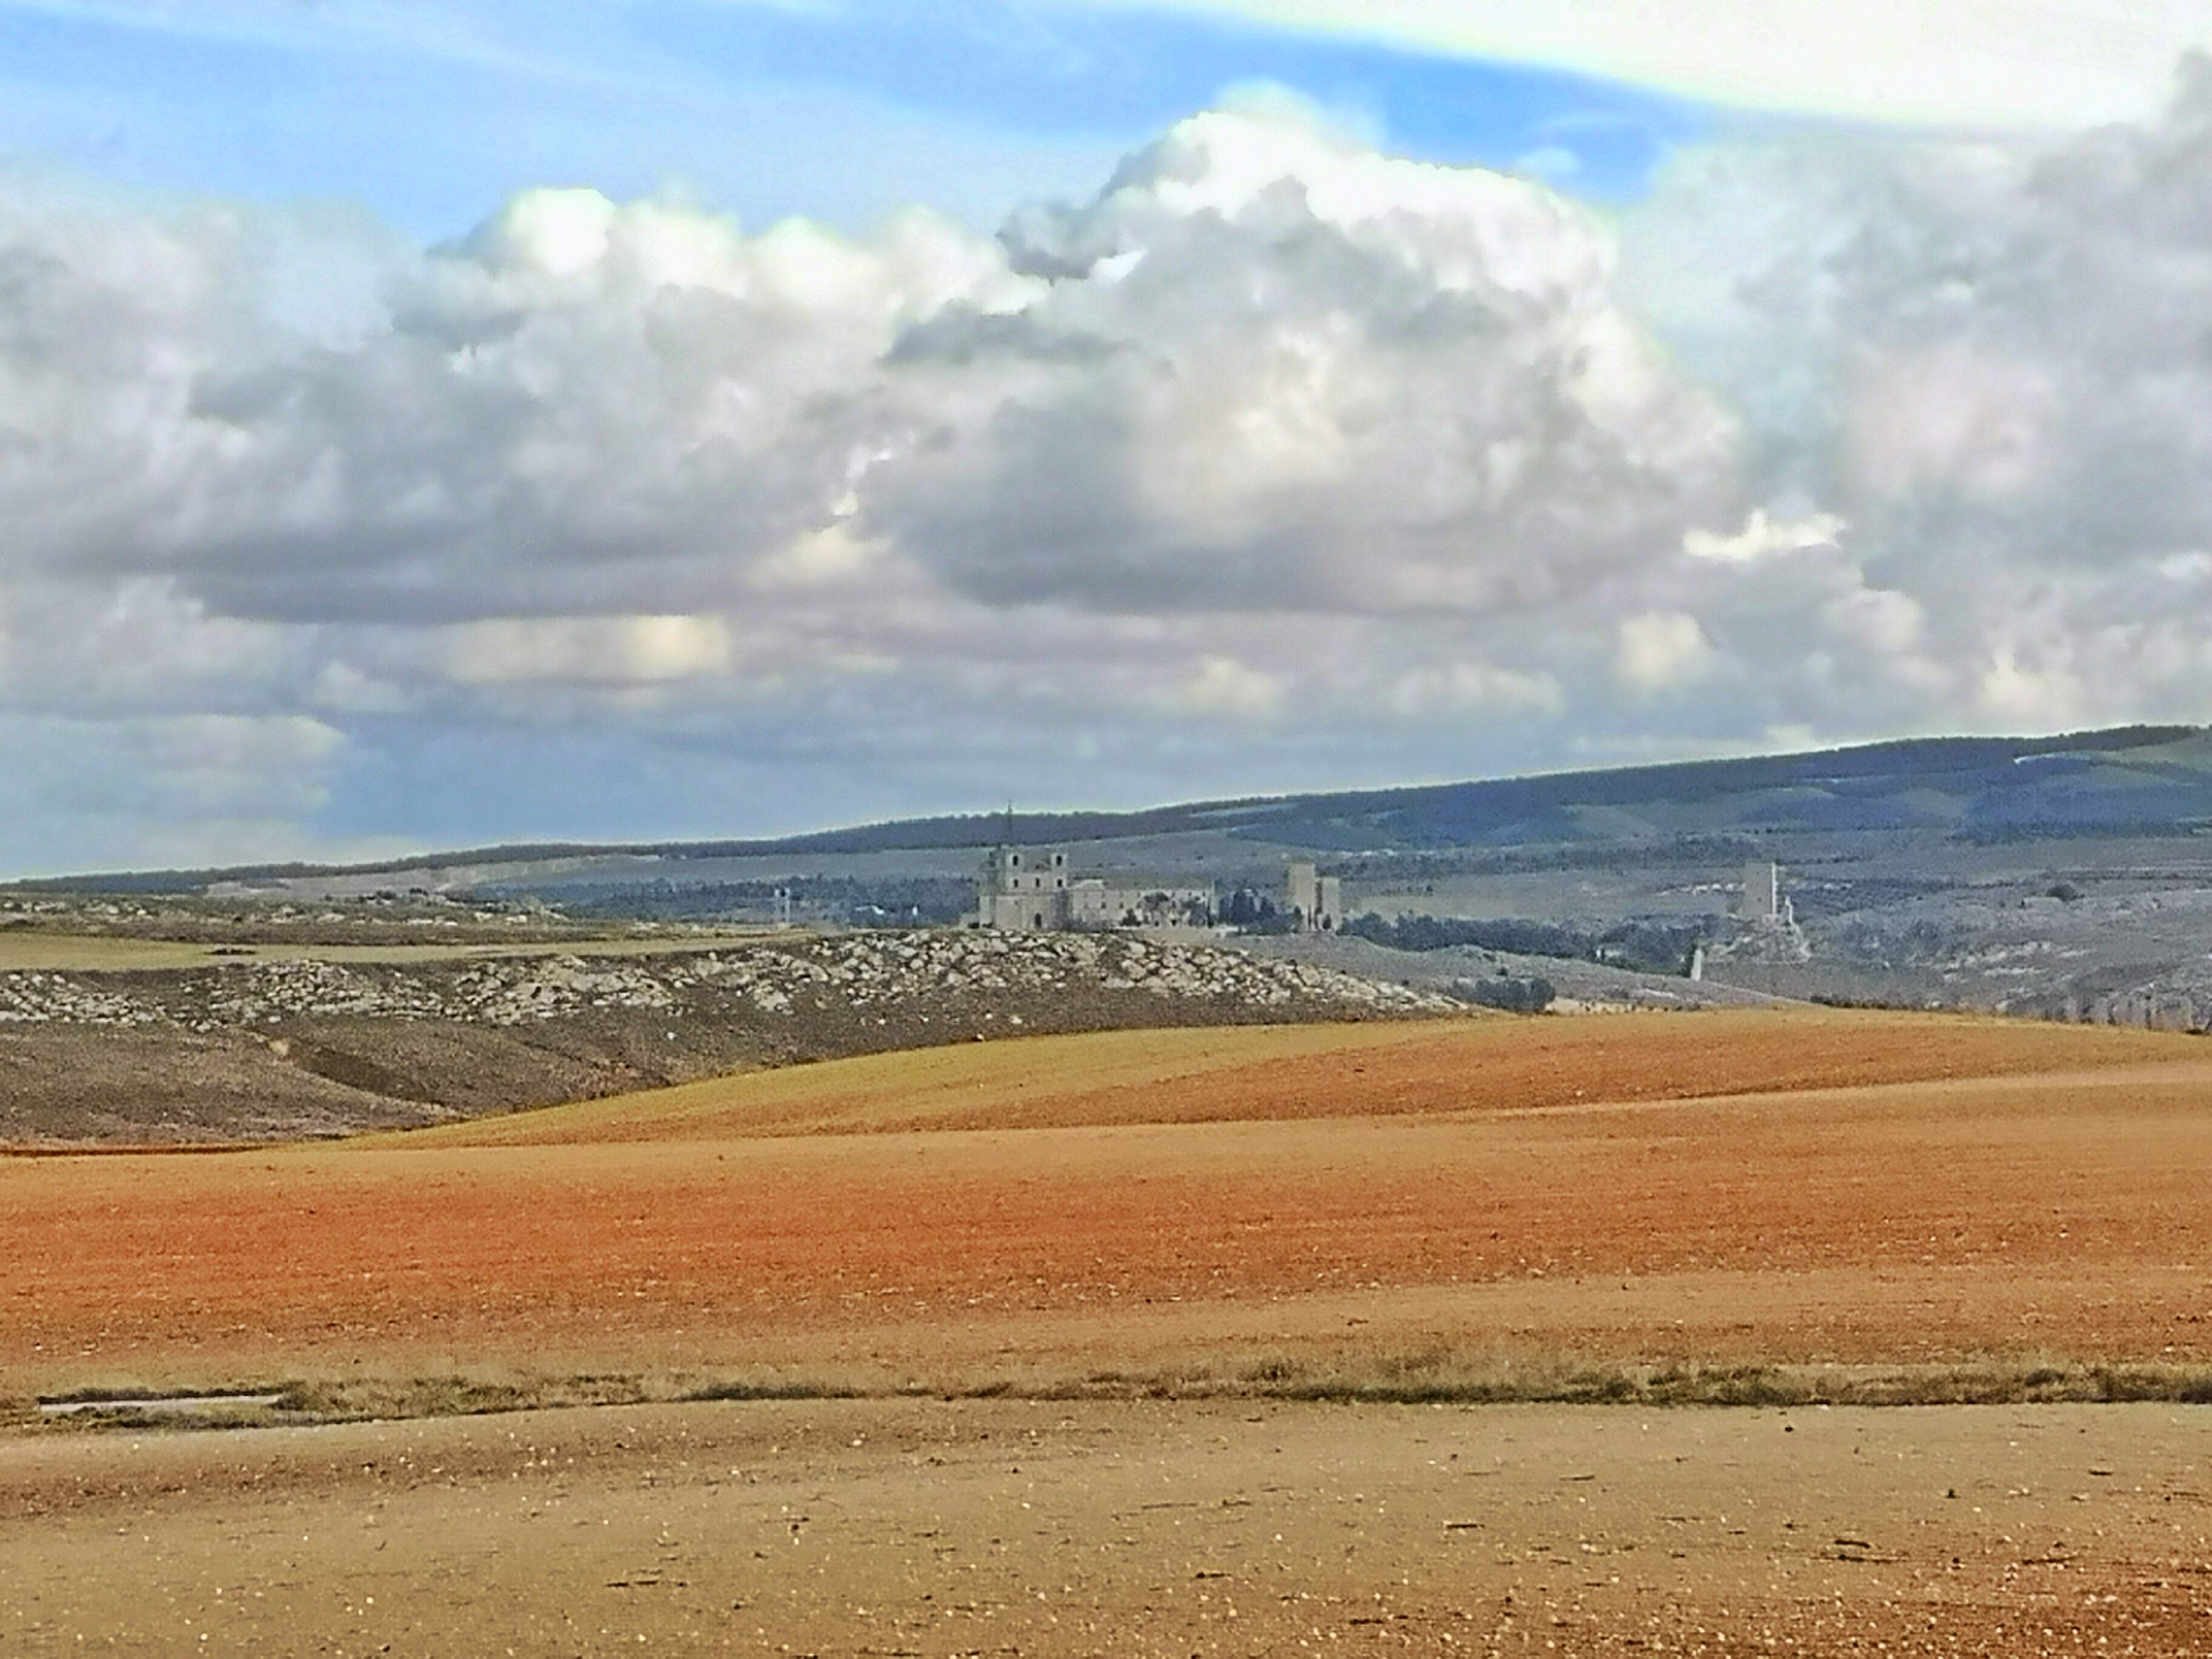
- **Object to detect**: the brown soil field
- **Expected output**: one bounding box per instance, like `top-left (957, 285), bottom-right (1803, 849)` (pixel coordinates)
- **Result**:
top-left (8, 1009), bottom-right (2211, 1403)
top-left (398, 1006), bottom-right (2197, 1142)
top-left (7, 1398), bottom-right (2211, 1656)
top-left (12, 1007), bottom-right (2212, 1655)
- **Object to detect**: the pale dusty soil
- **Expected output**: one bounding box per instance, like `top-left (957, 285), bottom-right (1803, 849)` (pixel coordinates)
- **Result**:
top-left (8, 1012), bottom-right (2212, 1399)
top-left (5, 1399), bottom-right (2212, 1657)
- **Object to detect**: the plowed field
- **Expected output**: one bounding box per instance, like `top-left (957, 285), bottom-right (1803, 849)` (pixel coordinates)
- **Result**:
top-left (14, 1007), bottom-right (2212, 1657)
top-left (398, 1006), bottom-right (2187, 1141)
top-left (8, 1008), bottom-right (2211, 1401)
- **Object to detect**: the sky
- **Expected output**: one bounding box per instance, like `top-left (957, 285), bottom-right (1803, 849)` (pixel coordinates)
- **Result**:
top-left (4, 1), bottom-right (2212, 873)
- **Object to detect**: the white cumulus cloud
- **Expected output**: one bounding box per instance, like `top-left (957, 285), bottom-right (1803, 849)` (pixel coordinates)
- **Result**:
top-left (1683, 508), bottom-right (1845, 565)
top-left (1615, 612), bottom-right (1715, 691)
top-left (10, 72), bottom-right (2212, 866)
top-left (875, 106), bottom-right (1736, 618)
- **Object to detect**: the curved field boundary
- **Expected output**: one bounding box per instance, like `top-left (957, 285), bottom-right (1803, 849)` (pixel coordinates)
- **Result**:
top-left (385, 1007), bottom-right (2199, 1145)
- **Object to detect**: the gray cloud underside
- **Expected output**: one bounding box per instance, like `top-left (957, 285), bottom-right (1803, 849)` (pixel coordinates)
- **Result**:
top-left (6, 67), bottom-right (2212, 865)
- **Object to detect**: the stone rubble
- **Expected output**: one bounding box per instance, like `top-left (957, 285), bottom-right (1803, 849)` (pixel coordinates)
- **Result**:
top-left (0, 929), bottom-right (1458, 1031)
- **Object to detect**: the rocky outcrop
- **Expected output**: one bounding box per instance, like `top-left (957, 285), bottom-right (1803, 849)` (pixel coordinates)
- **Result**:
top-left (0, 931), bottom-right (1458, 1144)
top-left (0, 931), bottom-right (1454, 1031)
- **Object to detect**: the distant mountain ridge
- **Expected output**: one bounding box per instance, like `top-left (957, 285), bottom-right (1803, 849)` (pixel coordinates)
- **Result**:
top-left (13, 723), bottom-right (2211, 893)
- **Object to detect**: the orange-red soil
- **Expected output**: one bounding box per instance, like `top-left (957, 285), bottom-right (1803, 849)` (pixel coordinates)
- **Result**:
top-left (8, 1010), bottom-right (2211, 1397)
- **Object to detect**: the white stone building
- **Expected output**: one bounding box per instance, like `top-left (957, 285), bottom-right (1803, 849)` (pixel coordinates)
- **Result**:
top-left (976, 846), bottom-right (1072, 931)
top-left (974, 846), bottom-right (1215, 932)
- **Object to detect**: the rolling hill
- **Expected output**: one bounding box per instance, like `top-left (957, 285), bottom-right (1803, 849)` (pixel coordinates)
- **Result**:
top-left (13, 723), bottom-right (2210, 898)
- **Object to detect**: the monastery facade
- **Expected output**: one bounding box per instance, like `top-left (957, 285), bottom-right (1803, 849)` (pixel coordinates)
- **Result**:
top-left (973, 845), bottom-right (1346, 934)
top-left (972, 846), bottom-right (1216, 932)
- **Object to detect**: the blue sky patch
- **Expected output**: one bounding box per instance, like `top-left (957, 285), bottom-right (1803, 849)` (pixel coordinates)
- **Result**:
top-left (0, 0), bottom-right (1706, 238)
top-left (637, 0), bottom-right (1703, 199)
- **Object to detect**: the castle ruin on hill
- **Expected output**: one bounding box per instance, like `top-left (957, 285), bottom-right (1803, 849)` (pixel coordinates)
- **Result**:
top-left (1282, 861), bottom-right (1345, 933)
top-left (1724, 859), bottom-right (1810, 962)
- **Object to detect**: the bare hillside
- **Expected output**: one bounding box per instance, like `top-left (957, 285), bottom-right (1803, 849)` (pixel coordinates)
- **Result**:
top-left (0, 928), bottom-right (1454, 1145)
